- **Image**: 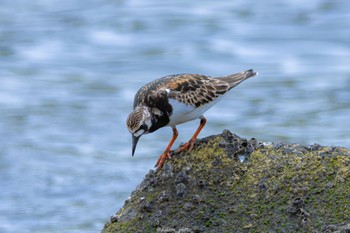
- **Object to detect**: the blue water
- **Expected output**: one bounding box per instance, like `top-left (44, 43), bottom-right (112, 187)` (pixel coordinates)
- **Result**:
top-left (0, 1), bottom-right (349, 232)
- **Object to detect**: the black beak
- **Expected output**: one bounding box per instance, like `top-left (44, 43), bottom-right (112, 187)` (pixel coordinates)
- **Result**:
top-left (132, 135), bottom-right (140, 156)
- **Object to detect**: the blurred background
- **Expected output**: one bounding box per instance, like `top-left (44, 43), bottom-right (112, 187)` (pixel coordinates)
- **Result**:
top-left (0, 0), bottom-right (349, 232)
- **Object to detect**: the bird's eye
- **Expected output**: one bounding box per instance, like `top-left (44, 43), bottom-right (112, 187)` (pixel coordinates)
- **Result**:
top-left (134, 123), bottom-right (149, 137)
top-left (140, 124), bottom-right (148, 131)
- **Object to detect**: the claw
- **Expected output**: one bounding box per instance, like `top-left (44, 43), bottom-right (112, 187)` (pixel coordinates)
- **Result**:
top-left (155, 150), bottom-right (172, 169)
top-left (176, 139), bottom-right (195, 153)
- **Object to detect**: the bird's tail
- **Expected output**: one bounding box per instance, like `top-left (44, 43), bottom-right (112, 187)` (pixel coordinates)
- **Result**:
top-left (216, 69), bottom-right (258, 90)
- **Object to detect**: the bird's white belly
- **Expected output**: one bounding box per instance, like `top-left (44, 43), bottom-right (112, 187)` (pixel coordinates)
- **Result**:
top-left (167, 97), bottom-right (223, 126)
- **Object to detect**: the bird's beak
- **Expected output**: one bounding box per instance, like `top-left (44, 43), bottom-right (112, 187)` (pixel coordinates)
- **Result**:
top-left (132, 135), bottom-right (140, 156)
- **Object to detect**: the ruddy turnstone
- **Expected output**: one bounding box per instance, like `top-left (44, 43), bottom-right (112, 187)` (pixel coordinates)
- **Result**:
top-left (126, 69), bottom-right (257, 169)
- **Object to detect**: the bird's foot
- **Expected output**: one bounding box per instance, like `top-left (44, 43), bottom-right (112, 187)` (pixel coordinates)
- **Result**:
top-left (176, 139), bottom-right (195, 154)
top-left (155, 150), bottom-right (172, 169)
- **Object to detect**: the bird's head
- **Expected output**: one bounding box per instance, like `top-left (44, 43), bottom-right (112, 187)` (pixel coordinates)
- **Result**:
top-left (126, 106), bottom-right (152, 156)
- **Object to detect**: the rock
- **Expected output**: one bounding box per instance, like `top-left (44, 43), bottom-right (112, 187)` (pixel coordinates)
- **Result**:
top-left (175, 183), bottom-right (187, 198)
top-left (102, 130), bottom-right (350, 233)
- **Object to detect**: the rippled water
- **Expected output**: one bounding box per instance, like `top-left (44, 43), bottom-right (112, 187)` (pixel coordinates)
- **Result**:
top-left (0, 1), bottom-right (349, 232)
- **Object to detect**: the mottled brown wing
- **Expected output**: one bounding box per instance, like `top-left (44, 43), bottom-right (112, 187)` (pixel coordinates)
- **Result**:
top-left (164, 74), bottom-right (231, 108)
top-left (133, 69), bottom-right (256, 109)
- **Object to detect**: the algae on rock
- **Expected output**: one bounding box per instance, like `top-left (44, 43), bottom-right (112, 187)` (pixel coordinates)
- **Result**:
top-left (102, 130), bottom-right (350, 233)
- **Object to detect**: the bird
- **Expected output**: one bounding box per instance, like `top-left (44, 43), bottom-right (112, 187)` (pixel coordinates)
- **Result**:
top-left (126, 69), bottom-right (258, 169)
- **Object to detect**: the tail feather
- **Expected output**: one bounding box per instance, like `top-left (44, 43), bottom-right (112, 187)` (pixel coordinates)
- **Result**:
top-left (216, 69), bottom-right (258, 89)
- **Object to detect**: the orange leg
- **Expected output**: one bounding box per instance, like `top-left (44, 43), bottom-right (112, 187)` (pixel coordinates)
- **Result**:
top-left (155, 127), bottom-right (178, 169)
top-left (177, 117), bottom-right (207, 153)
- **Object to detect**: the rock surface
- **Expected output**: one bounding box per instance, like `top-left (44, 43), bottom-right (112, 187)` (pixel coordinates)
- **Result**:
top-left (102, 130), bottom-right (350, 233)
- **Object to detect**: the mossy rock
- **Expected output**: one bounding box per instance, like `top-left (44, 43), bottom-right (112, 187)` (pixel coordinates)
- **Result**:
top-left (102, 130), bottom-right (350, 233)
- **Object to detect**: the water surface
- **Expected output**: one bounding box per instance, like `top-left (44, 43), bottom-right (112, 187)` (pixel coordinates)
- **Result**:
top-left (0, 1), bottom-right (349, 232)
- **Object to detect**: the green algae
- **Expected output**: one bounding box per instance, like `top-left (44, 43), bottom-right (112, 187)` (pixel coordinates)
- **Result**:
top-left (102, 131), bottom-right (350, 233)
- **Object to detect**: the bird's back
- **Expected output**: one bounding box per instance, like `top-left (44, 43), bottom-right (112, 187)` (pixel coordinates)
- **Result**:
top-left (133, 69), bottom-right (257, 109)
top-left (133, 75), bottom-right (177, 109)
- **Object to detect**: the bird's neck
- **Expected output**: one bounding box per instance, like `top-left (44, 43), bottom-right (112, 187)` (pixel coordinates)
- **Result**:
top-left (148, 107), bottom-right (171, 133)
